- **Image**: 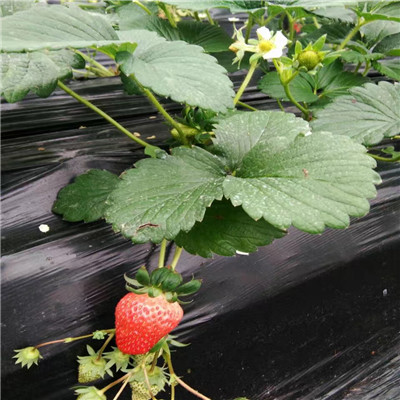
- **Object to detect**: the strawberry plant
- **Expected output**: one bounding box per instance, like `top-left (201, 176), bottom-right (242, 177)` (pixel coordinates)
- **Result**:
top-left (2, 0), bottom-right (399, 399)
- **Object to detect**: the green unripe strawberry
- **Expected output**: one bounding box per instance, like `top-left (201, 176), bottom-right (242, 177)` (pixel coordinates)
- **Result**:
top-left (130, 381), bottom-right (160, 400)
top-left (297, 50), bottom-right (321, 71)
top-left (13, 346), bottom-right (42, 369)
top-left (131, 353), bottom-right (155, 366)
top-left (75, 386), bottom-right (106, 400)
top-left (129, 366), bottom-right (167, 400)
top-left (78, 346), bottom-right (113, 383)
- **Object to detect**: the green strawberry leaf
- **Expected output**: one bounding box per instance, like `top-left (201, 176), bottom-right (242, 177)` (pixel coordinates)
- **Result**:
top-left (373, 58), bottom-right (400, 81)
top-left (1, 50), bottom-right (84, 103)
top-left (313, 59), bottom-right (369, 100)
top-left (300, 23), bottom-right (360, 46)
top-left (339, 50), bottom-right (384, 64)
top-left (52, 169), bottom-right (119, 223)
top-left (223, 132), bottom-right (380, 233)
top-left (212, 110), bottom-right (310, 171)
top-left (311, 81), bottom-right (400, 145)
top-left (258, 71), bottom-right (318, 104)
top-left (175, 199), bottom-right (286, 257)
top-left (212, 111), bottom-right (380, 234)
top-left (1, 4), bottom-right (119, 52)
top-left (119, 6), bottom-right (232, 53)
top-left (0, 0), bottom-right (36, 16)
top-left (361, 20), bottom-right (400, 48)
top-left (105, 146), bottom-right (226, 243)
top-left (359, 1), bottom-right (400, 23)
top-left (374, 32), bottom-right (400, 56)
top-left (164, 0), bottom-right (265, 12)
top-left (115, 29), bottom-right (234, 112)
top-left (274, 0), bottom-right (358, 7)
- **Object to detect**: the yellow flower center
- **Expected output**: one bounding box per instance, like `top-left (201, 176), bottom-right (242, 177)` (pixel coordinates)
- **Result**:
top-left (258, 40), bottom-right (274, 53)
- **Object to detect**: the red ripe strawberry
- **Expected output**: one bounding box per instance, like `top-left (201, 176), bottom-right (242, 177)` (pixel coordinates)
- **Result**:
top-left (115, 292), bottom-right (183, 355)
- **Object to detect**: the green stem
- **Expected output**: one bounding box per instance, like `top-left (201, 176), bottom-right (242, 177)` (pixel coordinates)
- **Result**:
top-left (111, 376), bottom-right (131, 400)
top-left (72, 68), bottom-right (96, 77)
top-left (245, 13), bottom-right (254, 43)
top-left (57, 81), bottom-right (156, 149)
top-left (133, 0), bottom-right (152, 15)
top-left (368, 153), bottom-right (400, 163)
top-left (170, 246), bottom-right (183, 271)
top-left (159, 2), bottom-right (177, 28)
top-left (96, 333), bottom-right (114, 361)
top-left (264, 13), bottom-right (278, 26)
top-left (276, 99), bottom-right (285, 112)
top-left (362, 61), bottom-right (371, 77)
top-left (283, 83), bottom-right (309, 118)
top-left (236, 100), bottom-right (258, 111)
top-left (234, 61), bottom-right (258, 105)
top-left (142, 365), bottom-right (158, 400)
top-left (86, 65), bottom-right (113, 78)
top-left (158, 239), bottom-right (168, 268)
top-left (312, 16), bottom-right (321, 29)
top-left (205, 10), bottom-right (215, 25)
top-left (171, 384), bottom-right (175, 400)
top-left (35, 329), bottom-right (115, 349)
top-left (74, 49), bottom-right (114, 77)
top-left (353, 61), bottom-right (362, 74)
top-left (142, 87), bottom-right (188, 144)
top-left (129, 76), bottom-right (187, 144)
top-left (174, 375), bottom-right (211, 400)
top-left (285, 10), bottom-right (295, 41)
top-left (149, 350), bottom-right (159, 373)
top-left (337, 18), bottom-right (366, 50)
top-left (193, 11), bottom-right (201, 21)
top-left (101, 373), bottom-right (130, 394)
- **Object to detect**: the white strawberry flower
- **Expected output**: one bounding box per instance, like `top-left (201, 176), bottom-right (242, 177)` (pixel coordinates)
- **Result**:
top-left (255, 27), bottom-right (288, 60)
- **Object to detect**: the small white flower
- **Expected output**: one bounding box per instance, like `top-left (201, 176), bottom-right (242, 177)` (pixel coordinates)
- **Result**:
top-left (39, 224), bottom-right (50, 233)
top-left (256, 27), bottom-right (288, 60)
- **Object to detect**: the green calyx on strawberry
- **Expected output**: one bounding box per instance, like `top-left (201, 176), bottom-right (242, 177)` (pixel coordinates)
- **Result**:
top-left (129, 366), bottom-right (167, 400)
top-left (124, 266), bottom-right (202, 303)
top-left (78, 345), bottom-right (113, 383)
top-left (13, 346), bottom-right (42, 369)
top-left (103, 347), bottom-right (131, 371)
top-left (74, 386), bottom-right (106, 400)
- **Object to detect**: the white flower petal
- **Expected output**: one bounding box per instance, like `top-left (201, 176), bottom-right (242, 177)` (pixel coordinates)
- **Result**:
top-left (263, 48), bottom-right (284, 59)
top-left (272, 31), bottom-right (288, 48)
top-left (256, 26), bottom-right (272, 41)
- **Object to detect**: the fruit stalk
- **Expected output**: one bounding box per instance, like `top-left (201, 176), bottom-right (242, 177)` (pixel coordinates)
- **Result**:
top-left (96, 333), bottom-right (115, 361)
top-left (142, 365), bottom-right (159, 400)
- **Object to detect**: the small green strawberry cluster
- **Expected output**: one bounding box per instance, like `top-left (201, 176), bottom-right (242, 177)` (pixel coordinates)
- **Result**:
top-left (129, 365), bottom-right (167, 400)
top-left (125, 266), bottom-right (202, 303)
top-left (75, 347), bottom-right (167, 400)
